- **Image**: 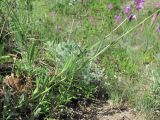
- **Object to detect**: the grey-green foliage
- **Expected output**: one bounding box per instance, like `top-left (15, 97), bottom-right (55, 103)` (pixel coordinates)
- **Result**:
top-left (48, 41), bottom-right (106, 81)
top-left (45, 41), bottom-right (107, 99)
top-left (10, 41), bottom-right (108, 119)
top-left (47, 41), bottom-right (81, 65)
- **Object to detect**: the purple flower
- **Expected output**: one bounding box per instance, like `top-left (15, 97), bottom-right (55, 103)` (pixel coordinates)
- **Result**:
top-left (108, 3), bottom-right (113, 10)
top-left (128, 14), bottom-right (137, 21)
top-left (134, 0), bottom-right (145, 10)
top-left (124, 5), bottom-right (131, 15)
top-left (115, 15), bottom-right (121, 23)
top-left (89, 16), bottom-right (94, 24)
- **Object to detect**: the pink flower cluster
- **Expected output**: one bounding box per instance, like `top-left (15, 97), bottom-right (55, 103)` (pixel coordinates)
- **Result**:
top-left (115, 15), bottom-right (121, 23)
top-left (107, 1), bottom-right (160, 33)
top-left (124, 5), bottom-right (131, 15)
top-left (134, 0), bottom-right (145, 10)
top-left (108, 0), bottom-right (145, 23)
top-left (108, 3), bottom-right (113, 10)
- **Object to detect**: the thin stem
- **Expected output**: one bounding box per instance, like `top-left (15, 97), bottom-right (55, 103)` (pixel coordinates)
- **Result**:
top-left (105, 18), bottom-right (128, 39)
top-left (88, 18), bottom-right (128, 51)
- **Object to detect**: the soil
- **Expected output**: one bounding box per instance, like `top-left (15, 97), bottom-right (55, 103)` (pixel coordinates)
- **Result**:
top-left (95, 101), bottom-right (145, 120)
top-left (60, 99), bottom-right (146, 120)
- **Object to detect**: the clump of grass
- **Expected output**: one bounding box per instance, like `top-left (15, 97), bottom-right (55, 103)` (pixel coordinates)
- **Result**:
top-left (0, 0), bottom-right (160, 119)
top-left (1, 39), bottom-right (108, 119)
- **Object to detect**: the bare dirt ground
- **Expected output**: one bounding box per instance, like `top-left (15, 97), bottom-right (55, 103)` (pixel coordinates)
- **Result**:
top-left (63, 100), bottom-right (146, 120)
top-left (95, 101), bottom-right (145, 120)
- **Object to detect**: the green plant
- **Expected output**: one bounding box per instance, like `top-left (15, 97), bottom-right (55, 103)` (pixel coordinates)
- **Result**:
top-left (2, 41), bottom-right (107, 119)
top-left (1, 0), bottom-right (160, 119)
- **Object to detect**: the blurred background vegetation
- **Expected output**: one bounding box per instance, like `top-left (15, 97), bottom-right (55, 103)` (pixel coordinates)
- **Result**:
top-left (0, 0), bottom-right (160, 119)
